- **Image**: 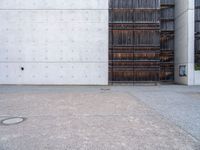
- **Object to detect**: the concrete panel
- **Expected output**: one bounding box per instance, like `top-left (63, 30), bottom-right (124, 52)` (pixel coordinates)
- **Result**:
top-left (195, 71), bottom-right (200, 85)
top-left (0, 0), bottom-right (109, 85)
top-left (175, 0), bottom-right (188, 17)
top-left (0, 17), bottom-right (108, 62)
top-left (175, 0), bottom-right (194, 17)
top-left (0, 0), bottom-right (108, 9)
top-left (0, 10), bottom-right (108, 23)
top-left (188, 10), bottom-right (195, 64)
top-left (0, 63), bottom-right (108, 85)
top-left (175, 12), bottom-right (188, 63)
top-left (175, 0), bottom-right (195, 85)
top-left (188, 0), bottom-right (195, 10)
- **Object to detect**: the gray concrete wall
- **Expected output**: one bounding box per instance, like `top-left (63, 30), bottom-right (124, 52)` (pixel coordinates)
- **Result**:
top-left (175, 0), bottom-right (195, 85)
top-left (195, 71), bottom-right (200, 85)
top-left (0, 0), bottom-right (108, 85)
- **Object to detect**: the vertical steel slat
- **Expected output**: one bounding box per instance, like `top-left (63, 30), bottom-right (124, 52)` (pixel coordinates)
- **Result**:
top-left (109, 0), bottom-right (174, 84)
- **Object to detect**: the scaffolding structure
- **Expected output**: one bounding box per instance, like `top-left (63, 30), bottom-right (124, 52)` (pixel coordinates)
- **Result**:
top-left (160, 0), bottom-right (175, 81)
top-left (195, 0), bottom-right (200, 67)
top-left (109, 0), bottom-right (160, 83)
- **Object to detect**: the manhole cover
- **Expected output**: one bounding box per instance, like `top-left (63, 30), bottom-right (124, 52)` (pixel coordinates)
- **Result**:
top-left (1, 117), bottom-right (26, 126)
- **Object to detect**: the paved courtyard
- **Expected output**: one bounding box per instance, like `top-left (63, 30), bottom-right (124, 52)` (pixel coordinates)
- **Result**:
top-left (0, 85), bottom-right (200, 150)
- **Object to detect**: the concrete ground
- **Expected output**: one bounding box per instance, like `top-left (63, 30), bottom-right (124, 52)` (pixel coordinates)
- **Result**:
top-left (0, 85), bottom-right (200, 150)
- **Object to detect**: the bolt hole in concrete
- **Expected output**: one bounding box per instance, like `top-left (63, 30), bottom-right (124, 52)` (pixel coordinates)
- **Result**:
top-left (1, 117), bottom-right (26, 126)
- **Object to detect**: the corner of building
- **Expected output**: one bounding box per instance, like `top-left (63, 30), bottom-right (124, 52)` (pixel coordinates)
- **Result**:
top-left (175, 0), bottom-right (196, 85)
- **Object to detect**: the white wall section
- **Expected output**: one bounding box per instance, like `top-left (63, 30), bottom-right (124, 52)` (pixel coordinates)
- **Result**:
top-left (175, 0), bottom-right (195, 85)
top-left (0, 0), bottom-right (109, 85)
top-left (0, 0), bottom-right (108, 9)
top-left (195, 71), bottom-right (200, 85)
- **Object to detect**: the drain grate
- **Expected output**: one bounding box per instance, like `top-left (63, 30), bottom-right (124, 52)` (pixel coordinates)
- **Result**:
top-left (100, 88), bottom-right (110, 91)
top-left (1, 117), bottom-right (26, 126)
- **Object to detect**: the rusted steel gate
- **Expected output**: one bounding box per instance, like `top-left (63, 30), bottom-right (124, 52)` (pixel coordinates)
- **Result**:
top-left (109, 0), bottom-right (160, 83)
top-left (160, 0), bottom-right (175, 81)
top-left (195, 0), bottom-right (200, 67)
top-left (109, 0), bottom-right (175, 83)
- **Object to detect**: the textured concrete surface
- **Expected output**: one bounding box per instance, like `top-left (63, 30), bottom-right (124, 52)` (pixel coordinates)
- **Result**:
top-left (195, 71), bottom-right (200, 85)
top-left (0, 0), bottom-right (108, 85)
top-left (0, 85), bottom-right (200, 150)
top-left (114, 85), bottom-right (200, 141)
top-left (175, 0), bottom-right (195, 85)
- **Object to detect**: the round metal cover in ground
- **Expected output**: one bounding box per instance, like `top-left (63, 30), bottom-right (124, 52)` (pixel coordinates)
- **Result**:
top-left (1, 117), bottom-right (26, 126)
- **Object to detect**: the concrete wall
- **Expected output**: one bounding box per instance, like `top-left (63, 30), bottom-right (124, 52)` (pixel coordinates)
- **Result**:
top-left (0, 0), bottom-right (108, 85)
top-left (175, 0), bottom-right (195, 85)
top-left (195, 71), bottom-right (200, 85)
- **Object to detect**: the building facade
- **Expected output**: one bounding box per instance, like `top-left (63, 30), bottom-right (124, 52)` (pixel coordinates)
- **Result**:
top-left (0, 0), bottom-right (199, 85)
